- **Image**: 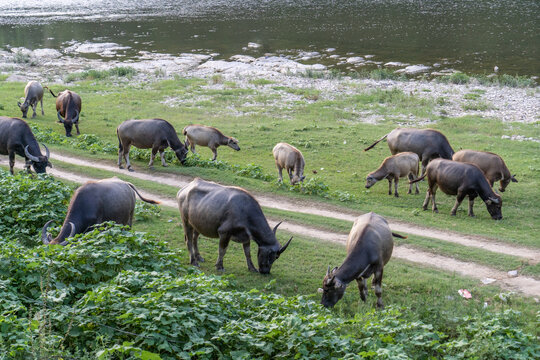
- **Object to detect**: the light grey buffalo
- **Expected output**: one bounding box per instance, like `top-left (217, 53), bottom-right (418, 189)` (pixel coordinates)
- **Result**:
top-left (410, 159), bottom-right (502, 220)
top-left (183, 124), bottom-right (240, 161)
top-left (319, 212), bottom-right (405, 309)
top-left (364, 128), bottom-right (454, 176)
top-left (42, 177), bottom-right (159, 245)
top-left (0, 117), bottom-right (51, 174)
top-left (117, 119), bottom-right (188, 171)
top-left (177, 178), bottom-right (292, 274)
top-left (365, 152), bottom-right (420, 197)
top-left (452, 150), bottom-right (517, 192)
top-left (18, 81), bottom-right (44, 118)
top-left (272, 142), bottom-right (305, 185)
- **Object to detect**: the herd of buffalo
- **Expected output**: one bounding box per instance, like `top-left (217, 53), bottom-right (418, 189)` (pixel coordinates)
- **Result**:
top-left (0, 80), bottom-right (518, 308)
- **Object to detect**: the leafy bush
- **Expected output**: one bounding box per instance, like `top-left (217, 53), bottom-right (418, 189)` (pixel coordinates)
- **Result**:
top-left (0, 169), bottom-right (72, 243)
top-left (134, 201), bottom-right (161, 221)
top-left (439, 72), bottom-right (470, 85)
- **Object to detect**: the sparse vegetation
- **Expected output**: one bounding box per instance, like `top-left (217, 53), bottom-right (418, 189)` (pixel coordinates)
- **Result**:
top-left (64, 67), bottom-right (137, 82)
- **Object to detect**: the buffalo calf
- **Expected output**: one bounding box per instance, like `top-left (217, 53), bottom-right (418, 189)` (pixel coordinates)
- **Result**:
top-left (183, 124), bottom-right (240, 161)
top-left (365, 152), bottom-right (419, 197)
top-left (272, 142), bottom-right (305, 185)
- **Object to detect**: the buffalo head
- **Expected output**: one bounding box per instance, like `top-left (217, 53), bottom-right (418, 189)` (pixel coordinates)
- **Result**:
top-left (58, 110), bottom-right (79, 137)
top-left (227, 137), bottom-right (241, 151)
top-left (173, 142), bottom-right (189, 165)
top-left (485, 195), bottom-right (503, 220)
top-left (365, 175), bottom-right (377, 189)
top-left (41, 220), bottom-right (75, 246)
top-left (24, 144), bottom-right (51, 173)
top-left (17, 100), bottom-right (29, 118)
top-left (319, 266), bottom-right (346, 308)
top-left (499, 175), bottom-right (518, 193)
top-left (257, 222), bottom-right (292, 274)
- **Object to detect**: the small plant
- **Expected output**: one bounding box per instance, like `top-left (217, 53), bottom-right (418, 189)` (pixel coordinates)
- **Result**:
top-left (134, 201), bottom-right (161, 221)
top-left (249, 78), bottom-right (275, 86)
top-left (211, 74), bottom-right (223, 84)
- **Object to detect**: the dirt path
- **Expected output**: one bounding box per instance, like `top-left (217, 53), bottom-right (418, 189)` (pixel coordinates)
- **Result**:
top-left (10, 157), bottom-right (540, 297)
top-left (49, 152), bottom-right (540, 263)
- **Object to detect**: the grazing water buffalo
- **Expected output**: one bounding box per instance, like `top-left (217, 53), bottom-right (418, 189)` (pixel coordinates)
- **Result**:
top-left (272, 142), bottom-right (306, 185)
top-left (365, 152), bottom-right (419, 197)
top-left (117, 119), bottom-right (188, 171)
top-left (364, 128), bottom-right (454, 176)
top-left (18, 81), bottom-right (44, 118)
top-left (48, 89), bottom-right (82, 137)
top-left (41, 178), bottom-right (159, 246)
top-left (177, 178), bottom-right (292, 274)
top-left (452, 150), bottom-right (517, 192)
top-left (0, 117), bottom-right (51, 174)
top-left (319, 212), bottom-right (404, 309)
top-left (410, 159), bottom-right (502, 220)
top-left (183, 124), bottom-right (240, 161)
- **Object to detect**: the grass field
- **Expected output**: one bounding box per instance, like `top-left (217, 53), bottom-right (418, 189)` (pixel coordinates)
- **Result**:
top-left (1, 75), bottom-right (538, 246)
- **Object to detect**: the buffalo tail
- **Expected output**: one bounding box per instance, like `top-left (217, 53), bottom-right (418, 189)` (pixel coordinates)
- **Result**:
top-left (409, 174), bottom-right (426, 184)
top-left (363, 134), bottom-right (388, 152)
top-left (127, 183), bottom-right (160, 204)
top-left (391, 232), bottom-right (408, 239)
top-left (47, 88), bottom-right (58, 97)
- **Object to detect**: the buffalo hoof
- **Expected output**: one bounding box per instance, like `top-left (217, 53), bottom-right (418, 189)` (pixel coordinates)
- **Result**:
top-left (119, 165), bottom-right (124, 169)
top-left (394, 194), bottom-right (399, 198)
top-left (128, 167), bottom-right (134, 173)
top-left (162, 163), bottom-right (169, 167)
top-left (32, 114), bottom-right (36, 118)
top-left (433, 209), bottom-right (439, 213)
top-left (451, 213), bottom-right (456, 216)
top-left (196, 255), bottom-right (205, 263)
top-left (468, 214), bottom-right (476, 218)
top-left (191, 260), bottom-right (200, 267)
top-left (149, 166), bottom-right (155, 170)
top-left (216, 265), bottom-right (225, 272)
top-left (248, 267), bottom-right (259, 273)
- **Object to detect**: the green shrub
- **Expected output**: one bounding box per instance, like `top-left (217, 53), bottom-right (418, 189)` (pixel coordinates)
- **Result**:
top-left (0, 170), bottom-right (72, 243)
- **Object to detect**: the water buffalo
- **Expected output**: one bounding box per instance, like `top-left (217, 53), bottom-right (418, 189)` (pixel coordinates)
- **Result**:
top-left (177, 178), bottom-right (292, 274)
top-left (0, 117), bottom-right (51, 174)
top-left (41, 178), bottom-right (159, 245)
top-left (365, 152), bottom-right (419, 197)
top-left (18, 81), bottom-right (44, 118)
top-left (48, 89), bottom-right (82, 137)
top-left (452, 150), bottom-right (517, 192)
top-left (364, 128), bottom-right (454, 176)
top-left (319, 212), bottom-right (404, 309)
top-left (272, 142), bottom-right (306, 185)
top-left (183, 124), bottom-right (240, 161)
top-left (410, 159), bottom-right (502, 220)
top-left (117, 119), bottom-right (188, 171)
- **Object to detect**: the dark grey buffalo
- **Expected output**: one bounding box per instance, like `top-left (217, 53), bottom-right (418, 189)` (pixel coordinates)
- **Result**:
top-left (452, 150), bottom-right (517, 192)
top-left (18, 81), bottom-right (44, 118)
top-left (319, 212), bottom-right (404, 309)
top-left (117, 119), bottom-right (188, 172)
top-left (177, 178), bottom-right (292, 274)
top-left (364, 128), bottom-right (454, 176)
top-left (0, 117), bottom-right (51, 174)
top-left (48, 89), bottom-right (82, 137)
top-left (410, 159), bottom-right (502, 220)
top-left (42, 178), bottom-right (159, 245)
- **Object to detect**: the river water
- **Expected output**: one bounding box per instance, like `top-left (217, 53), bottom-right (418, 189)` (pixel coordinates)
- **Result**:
top-left (0, 0), bottom-right (538, 77)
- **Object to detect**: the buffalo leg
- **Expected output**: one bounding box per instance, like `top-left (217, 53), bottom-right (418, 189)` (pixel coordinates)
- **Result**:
top-left (192, 232), bottom-right (204, 262)
top-left (288, 168), bottom-right (294, 183)
top-left (118, 144), bottom-right (124, 169)
top-left (211, 147), bottom-right (218, 161)
top-left (124, 145), bottom-right (134, 172)
top-left (40, 98), bottom-right (44, 115)
top-left (373, 265), bottom-right (384, 309)
top-left (430, 185), bottom-right (439, 213)
top-left (468, 196), bottom-right (476, 217)
top-left (32, 103), bottom-right (37, 118)
top-left (183, 225), bottom-right (199, 266)
top-left (8, 151), bottom-right (15, 175)
top-left (159, 150), bottom-right (168, 167)
top-left (451, 192), bottom-right (466, 216)
top-left (242, 242), bottom-right (258, 273)
top-left (394, 177), bottom-right (399, 198)
top-left (422, 189), bottom-right (431, 210)
top-left (149, 148), bottom-right (158, 168)
top-left (388, 179), bottom-right (392, 195)
top-left (188, 139), bottom-right (197, 154)
top-left (215, 232), bottom-right (231, 271)
top-left (420, 159), bottom-right (429, 177)
top-left (276, 164), bottom-right (283, 182)
top-left (75, 123), bottom-right (80, 135)
top-left (356, 277), bottom-right (368, 302)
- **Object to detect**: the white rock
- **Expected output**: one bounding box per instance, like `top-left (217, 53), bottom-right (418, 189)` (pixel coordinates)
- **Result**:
top-left (364, 55), bottom-right (375, 59)
top-left (325, 48), bottom-right (336, 52)
top-left (507, 270), bottom-right (518, 277)
top-left (385, 61), bottom-right (408, 67)
top-left (328, 54), bottom-right (340, 59)
top-left (230, 55), bottom-right (256, 63)
top-left (400, 64), bottom-right (431, 74)
top-left (247, 42), bottom-right (262, 49)
top-left (346, 56), bottom-right (364, 64)
top-left (32, 48), bottom-right (62, 58)
top-left (481, 278), bottom-right (496, 284)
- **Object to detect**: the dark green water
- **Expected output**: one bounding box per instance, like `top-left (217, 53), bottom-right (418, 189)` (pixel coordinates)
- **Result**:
top-left (0, 0), bottom-right (538, 76)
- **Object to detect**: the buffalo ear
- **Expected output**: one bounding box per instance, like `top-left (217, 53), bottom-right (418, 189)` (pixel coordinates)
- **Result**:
top-left (331, 266), bottom-right (338, 274)
top-left (17, 102), bottom-right (21, 108)
top-left (301, 175), bottom-right (306, 181)
top-left (511, 175), bottom-right (518, 183)
top-left (47, 161), bottom-right (53, 168)
top-left (487, 196), bottom-right (500, 205)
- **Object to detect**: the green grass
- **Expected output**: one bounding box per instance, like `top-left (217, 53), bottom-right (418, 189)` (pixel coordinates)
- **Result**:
top-left (0, 76), bottom-right (538, 248)
top-left (64, 67), bottom-right (137, 82)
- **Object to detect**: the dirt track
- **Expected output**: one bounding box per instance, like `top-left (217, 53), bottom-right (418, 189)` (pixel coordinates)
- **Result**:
top-left (8, 153), bottom-right (540, 297)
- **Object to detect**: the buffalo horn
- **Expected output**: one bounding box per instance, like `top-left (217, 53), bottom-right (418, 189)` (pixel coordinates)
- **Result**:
top-left (277, 236), bottom-right (293, 255)
top-left (41, 220), bottom-right (54, 245)
top-left (57, 111), bottom-right (64, 123)
top-left (326, 265), bottom-right (331, 276)
top-left (73, 110), bottom-right (79, 123)
top-left (42, 143), bottom-right (50, 159)
top-left (24, 145), bottom-right (40, 163)
top-left (488, 196), bottom-right (500, 204)
top-left (59, 222), bottom-right (76, 246)
top-left (272, 221), bottom-right (282, 236)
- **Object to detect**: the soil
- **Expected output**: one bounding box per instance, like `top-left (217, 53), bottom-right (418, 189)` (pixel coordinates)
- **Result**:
top-left (8, 152), bottom-right (540, 297)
